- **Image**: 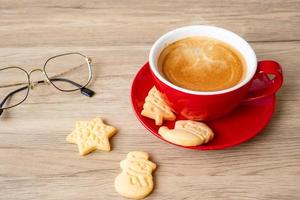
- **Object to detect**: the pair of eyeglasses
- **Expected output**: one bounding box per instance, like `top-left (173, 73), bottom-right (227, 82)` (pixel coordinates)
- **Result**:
top-left (0, 52), bottom-right (95, 116)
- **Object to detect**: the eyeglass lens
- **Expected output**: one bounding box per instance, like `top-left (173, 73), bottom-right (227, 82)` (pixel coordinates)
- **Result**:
top-left (0, 67), bottom-right (29, 109)
top-left (44, 53), bottom-right (91, 91)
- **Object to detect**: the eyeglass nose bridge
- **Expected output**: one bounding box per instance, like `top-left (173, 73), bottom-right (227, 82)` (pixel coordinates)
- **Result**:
top-left (28, 68), bottom-right (50, 89)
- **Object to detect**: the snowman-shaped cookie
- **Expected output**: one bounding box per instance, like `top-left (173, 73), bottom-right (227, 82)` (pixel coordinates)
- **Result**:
top-left (115, 151), bottom-right (157, 200)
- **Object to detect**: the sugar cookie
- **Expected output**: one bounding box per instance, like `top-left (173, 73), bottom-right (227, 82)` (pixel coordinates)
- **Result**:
top-left (158, 120), bottom-right (214, 146)
top-left (66, 118), bottom-right (117, 156)
top-left (115, 151), bottom-right (157, 200)
top-left (141, 86), bottom-right (175, 125)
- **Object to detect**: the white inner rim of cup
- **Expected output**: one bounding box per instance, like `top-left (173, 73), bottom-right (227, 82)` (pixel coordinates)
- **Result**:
top-left (149, 25), bottom-right (257, 95)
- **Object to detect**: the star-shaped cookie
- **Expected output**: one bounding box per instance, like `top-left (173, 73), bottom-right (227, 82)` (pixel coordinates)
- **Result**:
top-left (66, 118), bottom-right (117, 156)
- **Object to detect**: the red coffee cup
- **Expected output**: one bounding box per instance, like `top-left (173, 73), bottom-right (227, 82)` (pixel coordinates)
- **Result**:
top-left (149, 26), bottom-right (283, 120)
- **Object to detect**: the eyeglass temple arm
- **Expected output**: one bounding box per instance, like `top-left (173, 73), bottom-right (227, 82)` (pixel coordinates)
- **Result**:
top-left (0, 85), bottom-right (28, 108)
top-left (0, 78), bottom-right (95, 114)
top-left (0, 85), bottom-right (27, 116)
top-left (49, 78), bottom-right (95, 97)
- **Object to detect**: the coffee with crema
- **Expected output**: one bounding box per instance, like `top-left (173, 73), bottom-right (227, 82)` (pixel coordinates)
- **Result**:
top-left (158, 36), bottom-right (246, 91)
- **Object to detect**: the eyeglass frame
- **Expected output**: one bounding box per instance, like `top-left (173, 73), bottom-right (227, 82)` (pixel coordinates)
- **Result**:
top-left (0, 52), bottom-right (95, 114)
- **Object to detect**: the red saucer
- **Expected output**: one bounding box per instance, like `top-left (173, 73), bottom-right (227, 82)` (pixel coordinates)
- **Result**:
top-left (131, 62), bottom-right (276, 150)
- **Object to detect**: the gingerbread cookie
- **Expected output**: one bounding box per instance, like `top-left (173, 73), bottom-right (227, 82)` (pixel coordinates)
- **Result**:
top-left (141, 86), bottom-right (175, 125)
top-left (115, 151), bottom-right (157, 200)
top-left (66, 118), bottom-right (117, 156)
top-left (158, 120), bottom-right (214, 146)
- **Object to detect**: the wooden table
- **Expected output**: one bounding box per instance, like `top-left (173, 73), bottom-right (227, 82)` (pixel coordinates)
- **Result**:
top-left (1, 1), bottom-right (299, 199)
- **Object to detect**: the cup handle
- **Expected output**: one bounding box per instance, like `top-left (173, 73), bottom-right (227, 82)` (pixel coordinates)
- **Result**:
top-left (242, 60), bottom-right (283, 103)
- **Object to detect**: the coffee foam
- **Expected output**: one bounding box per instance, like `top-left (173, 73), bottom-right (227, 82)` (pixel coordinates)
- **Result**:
top-left (158, 36), bottom-right (246, 91)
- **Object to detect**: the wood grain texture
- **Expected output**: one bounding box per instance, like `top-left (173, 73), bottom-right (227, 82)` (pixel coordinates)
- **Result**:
top-left (0, 0), bottom-right (300, 199)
